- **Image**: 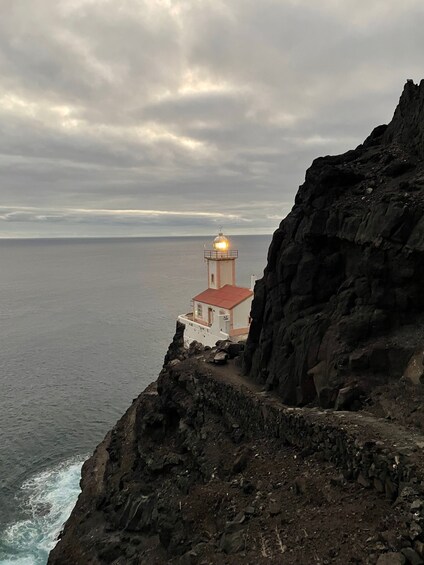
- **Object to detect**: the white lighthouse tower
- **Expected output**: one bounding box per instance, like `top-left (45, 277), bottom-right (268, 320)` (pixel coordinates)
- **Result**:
top-left (178, 231), bottom-right (253, 348)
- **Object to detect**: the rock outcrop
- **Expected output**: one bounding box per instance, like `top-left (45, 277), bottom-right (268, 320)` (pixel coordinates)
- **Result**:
top-left (244, 80), bottom-right (424, 406)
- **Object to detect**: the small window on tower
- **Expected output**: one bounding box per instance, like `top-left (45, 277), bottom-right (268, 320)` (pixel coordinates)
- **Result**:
top-left (211, 273), bottom-right (215, 284)
top-left (196, 303), bottom-right (203, 318)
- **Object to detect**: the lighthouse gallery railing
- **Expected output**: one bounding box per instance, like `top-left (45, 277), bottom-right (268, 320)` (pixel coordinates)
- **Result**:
top-left (204, 250), bottom-right (238, 259)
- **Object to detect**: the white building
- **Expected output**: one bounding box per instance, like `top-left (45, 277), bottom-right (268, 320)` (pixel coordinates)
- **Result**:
top-left (178, 232), bottom-right (254, 348)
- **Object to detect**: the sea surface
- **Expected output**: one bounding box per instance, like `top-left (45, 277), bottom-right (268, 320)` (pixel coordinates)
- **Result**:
top-left (0, 235), bottom-right (271, 565)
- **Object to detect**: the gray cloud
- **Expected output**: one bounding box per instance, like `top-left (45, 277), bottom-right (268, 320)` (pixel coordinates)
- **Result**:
top-left (0, 0), bottom-right (423, 237)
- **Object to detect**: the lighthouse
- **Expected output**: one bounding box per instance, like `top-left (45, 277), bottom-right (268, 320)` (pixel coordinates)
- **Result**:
top-left (178, 231), bottom-right (254, 348)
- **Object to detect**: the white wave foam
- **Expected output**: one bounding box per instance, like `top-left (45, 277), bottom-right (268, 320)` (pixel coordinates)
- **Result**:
top-left (0, 457), bottom-right (85, 565)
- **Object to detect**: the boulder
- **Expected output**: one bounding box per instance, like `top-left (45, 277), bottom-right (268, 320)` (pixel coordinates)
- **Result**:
top-left (335, 385), bottom-right (363, 411)
top-left (213, 351), bottom-right (228, 365)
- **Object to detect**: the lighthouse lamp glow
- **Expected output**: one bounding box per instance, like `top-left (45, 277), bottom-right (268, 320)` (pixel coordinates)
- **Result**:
top-left (213, 232), bottom-right (230, 251)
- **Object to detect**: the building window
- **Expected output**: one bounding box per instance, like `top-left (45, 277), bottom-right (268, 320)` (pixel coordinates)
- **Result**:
top-left (211, 273), bottom-right (215, 284)
top-left (196, 303), bottom-right (203, 318)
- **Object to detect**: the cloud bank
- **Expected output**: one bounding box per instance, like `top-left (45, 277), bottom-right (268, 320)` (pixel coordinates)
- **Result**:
top-left (1, 0), bottom-right (423, 237)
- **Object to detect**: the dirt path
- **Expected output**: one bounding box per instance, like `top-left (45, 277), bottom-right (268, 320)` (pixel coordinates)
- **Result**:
top-left (203, 357), bottom-right (424, 472)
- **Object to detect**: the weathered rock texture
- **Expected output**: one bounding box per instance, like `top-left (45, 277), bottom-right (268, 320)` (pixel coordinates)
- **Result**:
top-left (244, 80), bottom-right (424, 406)
top-left (48, 344), bottom-right (424, 564)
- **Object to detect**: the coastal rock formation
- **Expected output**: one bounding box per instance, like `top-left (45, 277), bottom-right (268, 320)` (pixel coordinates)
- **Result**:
top-left (49, 81), bottom-right (424, 564)
top-left (244, 80), bottom-right (424, 406)
top-left (48, 341), bottom-right (424, 564)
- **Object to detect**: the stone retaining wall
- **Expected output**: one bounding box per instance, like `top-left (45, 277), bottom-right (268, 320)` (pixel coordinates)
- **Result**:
top-left (180, 364), bottom-right (424, 505)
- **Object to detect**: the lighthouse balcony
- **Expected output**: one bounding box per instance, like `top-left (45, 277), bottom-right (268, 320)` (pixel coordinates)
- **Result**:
top-left (204, 249), bottom-right (238, 260)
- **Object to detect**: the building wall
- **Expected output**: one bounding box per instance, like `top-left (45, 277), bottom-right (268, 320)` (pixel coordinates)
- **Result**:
top-left (207, 259), bottom-right (236, 289)
top-left (194, 299), bottom-right (252, 331)
top-left (193, 301), bottom-right (230, 327)
top-left (232, 297), bottom-right (252, 330)
top-left (218, 259), bottom-right (235, 287)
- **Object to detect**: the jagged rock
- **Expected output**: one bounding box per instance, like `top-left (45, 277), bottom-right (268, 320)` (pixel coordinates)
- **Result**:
top-left (213, 351), bottom-right (228, 365)
top-left (215, 339), bottom-right (231, 351)
top-left (188, 340), bottom-right (204, 357)
top-left (118, 495), bottom-right (157, 531)
top-left (335, 385), bottom-right (363, 411)
top-left (164, 321), bottom-right (187, 365)
top-left (243, 80), bottom-right (424, 406)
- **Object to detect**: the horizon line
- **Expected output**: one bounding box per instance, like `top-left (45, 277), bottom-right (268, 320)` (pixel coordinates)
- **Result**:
top-left (0, 232), bottom-right (274, 241)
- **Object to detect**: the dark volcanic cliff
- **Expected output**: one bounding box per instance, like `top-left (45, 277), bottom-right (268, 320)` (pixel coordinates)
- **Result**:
top-left (49, 81), bottom-right (424, 565)
top-left (244, 79), bottom-right (424, 407)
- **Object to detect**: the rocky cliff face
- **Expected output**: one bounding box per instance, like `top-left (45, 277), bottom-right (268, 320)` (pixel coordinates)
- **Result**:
top-left (244, 80), bottom-right (424, 407)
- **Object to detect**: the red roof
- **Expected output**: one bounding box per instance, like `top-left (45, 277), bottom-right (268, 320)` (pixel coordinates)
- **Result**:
top-left (193, 284), bottom-right (253, 310)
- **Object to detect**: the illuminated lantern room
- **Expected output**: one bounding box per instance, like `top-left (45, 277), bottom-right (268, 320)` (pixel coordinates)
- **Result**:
top-left (213, 232), bottom-right (230, 252)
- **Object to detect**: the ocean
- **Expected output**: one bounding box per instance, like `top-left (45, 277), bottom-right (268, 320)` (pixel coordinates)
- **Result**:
top-left (0, 235), bottom-right (271, 565)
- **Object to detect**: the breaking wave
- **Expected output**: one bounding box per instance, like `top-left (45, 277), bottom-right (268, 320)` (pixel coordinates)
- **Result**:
top-left (0, 458), bottom-right (85, 565)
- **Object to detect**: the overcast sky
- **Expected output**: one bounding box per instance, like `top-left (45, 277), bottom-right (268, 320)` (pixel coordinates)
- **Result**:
top-left (0, 0), bottom-right (423, 238)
